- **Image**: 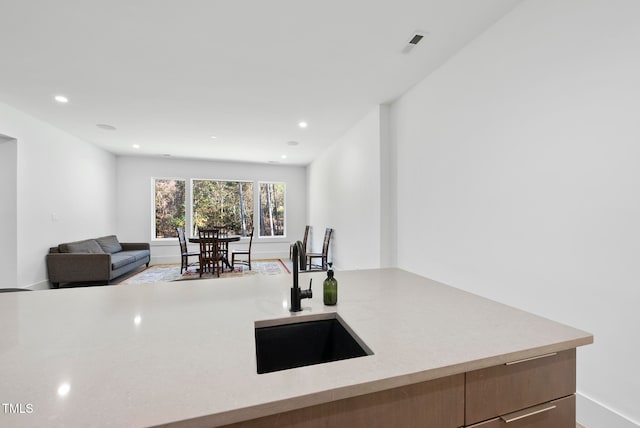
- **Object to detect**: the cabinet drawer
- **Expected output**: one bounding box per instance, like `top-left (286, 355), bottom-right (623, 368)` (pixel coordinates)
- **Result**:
top-left (465, 349), bottom-right (575, 425)
top-left (465, 395), bottom-right (575, 428)
top-left (221, 374), bottom-right (465, 428)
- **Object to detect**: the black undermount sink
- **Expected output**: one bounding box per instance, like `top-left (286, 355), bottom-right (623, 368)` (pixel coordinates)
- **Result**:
top-left (255, 314), bottom-right (371, 374)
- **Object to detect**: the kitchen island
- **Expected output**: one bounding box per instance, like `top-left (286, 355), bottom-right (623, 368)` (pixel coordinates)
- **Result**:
top-left (0, 269), bottom-right (592, 427)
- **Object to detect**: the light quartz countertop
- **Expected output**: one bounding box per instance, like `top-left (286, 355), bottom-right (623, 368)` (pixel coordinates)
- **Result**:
top-left (0, 268), bottom-right (592, 427)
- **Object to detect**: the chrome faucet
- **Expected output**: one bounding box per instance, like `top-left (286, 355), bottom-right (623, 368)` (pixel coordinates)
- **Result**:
top-left (290, 241), bottom-right (312, 312)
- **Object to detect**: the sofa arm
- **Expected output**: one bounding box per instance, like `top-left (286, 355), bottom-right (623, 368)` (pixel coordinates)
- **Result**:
top-left (46, 253), bottom-right (112, 284)
top-left (120, 242), bottom-right (151, 251)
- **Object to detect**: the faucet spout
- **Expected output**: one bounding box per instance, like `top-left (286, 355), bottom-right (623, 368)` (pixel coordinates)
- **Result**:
top-left (290, 241), bottom-right (312, 312)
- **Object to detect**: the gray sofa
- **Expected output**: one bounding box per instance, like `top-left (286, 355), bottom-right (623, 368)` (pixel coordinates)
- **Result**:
top-left (47, 235), bottom-right (150, 288)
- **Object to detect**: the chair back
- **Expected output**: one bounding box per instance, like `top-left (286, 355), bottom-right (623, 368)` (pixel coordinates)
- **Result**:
top-left (176, 227), bottom-right (188, 254)
top-left (302, 225), bottom-right (310, 251)
top-left (322, 228), bottom-right (333, 256)
top-left (198, 228), bottom-right (220, 262)
top-left (212, 225), bottom-right (228, 238)
top-left (247, 226), bottom-right (255, 251)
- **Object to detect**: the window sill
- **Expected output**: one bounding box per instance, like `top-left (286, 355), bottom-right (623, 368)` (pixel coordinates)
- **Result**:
top-left (256, 236), bottom-right (290, 243)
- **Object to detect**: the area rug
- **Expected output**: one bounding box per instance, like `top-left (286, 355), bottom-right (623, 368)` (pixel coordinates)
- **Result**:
top-left (119, 259), bottom-right (289, 285)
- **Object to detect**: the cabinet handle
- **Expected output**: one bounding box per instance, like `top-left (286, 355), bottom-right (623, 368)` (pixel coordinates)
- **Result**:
top-left (505, 352), bottom-right (557, 365)
top-left (500, 404), bottom-right (556, 423)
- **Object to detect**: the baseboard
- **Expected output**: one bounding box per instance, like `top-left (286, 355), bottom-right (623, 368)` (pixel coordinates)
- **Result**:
top-left (577, 392), bottom-right (639, 428)
top-left (150, 255), bottom-right (181, 265)
top-left (24, 279), bottom-right (51, 290)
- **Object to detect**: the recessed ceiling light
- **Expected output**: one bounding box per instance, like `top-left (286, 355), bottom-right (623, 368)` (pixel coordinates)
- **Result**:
top-left (96, 124), bottom-right (117, 131)
top-left (281, 155), bottom-right (287, 159)
top-left (57, 383), bottom-right (71, 397)
top-left (54, 95), bottom-right (69, 103)
top-left (287, 141), bottom-right (299, 146)
top-left (210, 136), bottom-right (217, 139)
top-left (298, 121), bottom-right (308, 128)
top-left (132, 144), bottom-right (140, 149)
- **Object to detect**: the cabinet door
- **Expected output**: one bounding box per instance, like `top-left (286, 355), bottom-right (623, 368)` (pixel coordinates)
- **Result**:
top-left (465, 395), bottom-right (575, 428)
top-left (465, 349), bottom-right (575, 425)
top-left (221, 374), bottom-right (465, 428)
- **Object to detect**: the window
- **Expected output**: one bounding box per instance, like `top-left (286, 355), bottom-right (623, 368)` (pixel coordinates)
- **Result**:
top-left (259, 182), bottom-right (285, 237)
top-left (154, 179), bottom-right (186, 239)
top-left (192, 180), bottom-right (254, 237)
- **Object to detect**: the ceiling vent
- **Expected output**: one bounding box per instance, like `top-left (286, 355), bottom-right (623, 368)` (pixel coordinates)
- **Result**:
top-left (96, 123), bottom-right (117, 131)
top-left (402, 31), bottom-right (427, 54)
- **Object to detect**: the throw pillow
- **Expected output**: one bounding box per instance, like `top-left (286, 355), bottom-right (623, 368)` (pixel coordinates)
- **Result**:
top-left (96, 235), bottom-right (123, 254)
top-left (60, 239), bottom-right (105, 254)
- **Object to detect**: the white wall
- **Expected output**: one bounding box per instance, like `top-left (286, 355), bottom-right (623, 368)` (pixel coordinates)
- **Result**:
top-left (116, 156), bottom-right (307, 264)
top-left (307, 106), bottom-right (390, 270)
top-left (390, 0), bottom-right (640, 426)
top-left (0, 102), bottom-right (117, 289)
top-left (0, 135), bottom-right (17, 289)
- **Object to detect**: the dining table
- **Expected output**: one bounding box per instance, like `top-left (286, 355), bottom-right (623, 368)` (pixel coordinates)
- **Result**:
top-left (189, 235), bottom-right (241, 271)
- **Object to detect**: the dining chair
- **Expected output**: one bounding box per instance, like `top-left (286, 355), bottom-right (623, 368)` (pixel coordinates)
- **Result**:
top-left (289, 225), bottom-right (310, 260)
top-left (177, 227), bottom-right (199, 274)
top-left (198, 228), bottom-right (221, 277)
top-left (211, 225), bottom-right (229, 260)
top-left (231, 226), bottom-right (254, 271)
top-left (306, 227), bottom-right (333, 271)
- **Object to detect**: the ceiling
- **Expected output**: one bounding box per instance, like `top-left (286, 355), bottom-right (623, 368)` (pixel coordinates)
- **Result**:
top-left (0, 0), bottom-right (522, 165)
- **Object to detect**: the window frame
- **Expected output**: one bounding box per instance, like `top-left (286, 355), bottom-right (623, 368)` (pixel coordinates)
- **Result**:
top-left (151, 177), bottom-right (187, 241)
top-left (150, 177), bottom-right (289, 242)
top-left (257, 181), bottom-right (287, 239)
top-left (190, 178), bottom-right (255, 238)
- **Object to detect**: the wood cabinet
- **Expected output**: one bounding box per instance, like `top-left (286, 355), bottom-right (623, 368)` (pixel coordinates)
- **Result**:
top-left (221, 374), bottom-right (465, 428)
top-left (465, 349), bottom-right (576, 428)
top-left (465, 395), bottom-right (575, 428)
top-left (220, 349), bottom-right (577, 428)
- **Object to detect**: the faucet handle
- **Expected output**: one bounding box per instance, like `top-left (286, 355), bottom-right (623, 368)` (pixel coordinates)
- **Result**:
top-left (301, 278), bottom-right (313, 299)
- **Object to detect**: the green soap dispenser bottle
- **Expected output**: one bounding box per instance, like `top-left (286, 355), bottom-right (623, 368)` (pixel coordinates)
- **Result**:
top-left (323, 263), bottom-right (337, 306)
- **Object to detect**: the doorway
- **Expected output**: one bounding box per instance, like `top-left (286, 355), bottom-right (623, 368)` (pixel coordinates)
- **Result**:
top-left (0, 134), bottom-right (17, 288)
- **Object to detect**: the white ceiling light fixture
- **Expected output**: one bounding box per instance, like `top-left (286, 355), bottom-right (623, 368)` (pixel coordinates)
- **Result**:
top-left (54, 95), bottom-right (69, 103)
top-left (281, 154), bottom-right (287, 159)
top-left (298, 121), bottom-right (308, 129)
top-left (132, 144), bottom-right (140, 149)
top-left (210, 135), bottom-right (217, 139)
top-left (57, 382), bottom-right (71, 397)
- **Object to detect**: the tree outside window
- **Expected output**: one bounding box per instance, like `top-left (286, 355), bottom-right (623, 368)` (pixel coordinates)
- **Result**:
top-left (259, 182), bottom-right (285, 237)
top-left (192, 180), bottom-right (253, 237)
top-left (154, 179), bottom-right (186, 239)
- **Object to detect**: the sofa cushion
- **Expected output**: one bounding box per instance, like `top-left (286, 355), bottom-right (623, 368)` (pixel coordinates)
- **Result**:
top-left (96, 235), bottom-right (123, 254)
top-left (59, 239), bottom-right (105, 254)
top-left (110, 253), bottom-right (136, 270)
top-left (125, 249), bottom-right (150, 262)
